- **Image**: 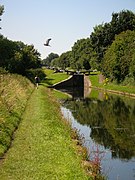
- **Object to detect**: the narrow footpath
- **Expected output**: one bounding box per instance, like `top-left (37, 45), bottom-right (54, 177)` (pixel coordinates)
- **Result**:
top-left (0, 86), bottom-right (89, 180)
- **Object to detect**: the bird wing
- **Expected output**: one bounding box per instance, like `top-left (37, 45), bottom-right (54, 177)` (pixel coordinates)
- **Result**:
top-left (46, 38), bottom-right (51, 44)
top-left (44, 38), bottom-right (52, 46)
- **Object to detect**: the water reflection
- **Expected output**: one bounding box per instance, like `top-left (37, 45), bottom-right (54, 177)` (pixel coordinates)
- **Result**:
top-left (61, 90), bottom-right (135, 161)
top-left (55, 87), bottom-right (84, 99)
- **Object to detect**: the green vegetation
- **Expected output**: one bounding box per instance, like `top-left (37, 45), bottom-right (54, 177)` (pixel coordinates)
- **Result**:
top-left (0, 73), bottom-right (91, 180)
top-left (90, 73), bottom-right (135, 94)
top-left (1, 5), bottom-right (134, 180)
top-left (0, 72), bottom-right (34, 156)
top-left (43, 68), bottom-right (70, 86)
top-left (0, 36), bottom-right (42, 75)
top-left (42, 10), bottom-right (135, 86)
top-left (102, 30), bottom-right (135, 84)
top-left (42, 53), bottom-right (59, 66)
top-left (1, 7), bottom-right (135, 86)
top-left (0, 5), bottom-right (4, 29)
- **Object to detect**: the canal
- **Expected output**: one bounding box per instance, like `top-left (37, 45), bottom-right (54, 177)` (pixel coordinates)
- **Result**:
top-left (58, 88), bottom-right (135, 180)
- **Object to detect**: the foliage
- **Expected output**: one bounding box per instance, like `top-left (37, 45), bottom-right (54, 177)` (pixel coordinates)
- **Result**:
top-left (70, 38), bottom-right (92, 70)
top-left (0, 67), bottom-right (8, 74)
top-left (25, 68), bottom-right (46, 83)
top-left (0, 35), bottom-right (42, 75)
top-left (0, 5), bottom-right (4, 16)
top-left (90, 10), bottom-right (135, 70)
top-left (51, 51), bottom-right (71, 70)
top-left (1, 8), bottom-right (135, 86)
top-left (102, 30), bottom-right (135, 83)
top-left (42, 52), bottom-right (59, 66)
top-left (52, 10), bottom-right (135, 75)
top-left (0, 4), bottom-right (4, 29)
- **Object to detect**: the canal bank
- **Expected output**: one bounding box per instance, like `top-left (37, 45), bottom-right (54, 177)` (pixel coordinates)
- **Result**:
top-left (60, 88), bottom-right (135, 180)
top-left (0, 85), bottom-right (91, 180)
top-left (89, 73), bottom-right (135, 98)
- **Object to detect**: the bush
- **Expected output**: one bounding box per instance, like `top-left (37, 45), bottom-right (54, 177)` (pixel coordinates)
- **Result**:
top-left (0, 67), bottom-right (8, 74)
top-left (26, 68), bottom-right (46, 83)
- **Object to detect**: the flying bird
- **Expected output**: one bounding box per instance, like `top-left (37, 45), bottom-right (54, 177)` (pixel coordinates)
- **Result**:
top-left (44, 38), bottom-right (51, 46)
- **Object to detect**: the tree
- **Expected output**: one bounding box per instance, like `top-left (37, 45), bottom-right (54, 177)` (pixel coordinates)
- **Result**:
top-left (0, 35), bottom-right (18, 69)
top-left (102, 30), bottom-right (135, 84)
top-left (71, 38), bottom-right (92, 70)
top-left (58, 51), bottom-right (71, 69)
top-left (50, 51), bottom-right (71, 70)
top-left (129, 54), bottom-right (135, 81)
top-left (11, 43), bottom-right (41, 75)
top-left (0, 5), bottom-right (4, 29)
top-left (42, 53), bottom-right (59, 66)
top-left (0, 36), bottom-right (41, 75)
top-left (90, 10), bottom-right (135, 70)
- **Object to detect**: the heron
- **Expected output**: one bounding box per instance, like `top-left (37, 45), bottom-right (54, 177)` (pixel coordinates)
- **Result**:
top-left (44, 38), bottom-right (51, 46)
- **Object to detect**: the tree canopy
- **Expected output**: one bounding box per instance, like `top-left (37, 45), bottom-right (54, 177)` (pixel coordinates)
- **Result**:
top-left (0, 5), bottom-right (42, 76)
top-left (0, 5), bottom-right (4, 29)
top-left (42, 53), bottom-right (59, 67)
top-left (0, 35), bottom-right (41, 75)
top-left (90, 10), bottom-right (135, 70)
top-left (1, 8), bottom-right (135, 85)
top-left (52, 10), bottom-right (135, 77)
top-left (102, 30), bottom-right (135, 84)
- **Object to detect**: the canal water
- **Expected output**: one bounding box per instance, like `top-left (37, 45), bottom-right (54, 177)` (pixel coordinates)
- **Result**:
top-left (58, 88), bottom-right (135, 180)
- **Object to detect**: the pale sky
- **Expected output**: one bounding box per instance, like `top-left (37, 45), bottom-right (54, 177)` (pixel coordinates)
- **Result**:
top-left (0, 0), bottom-right (135, 59)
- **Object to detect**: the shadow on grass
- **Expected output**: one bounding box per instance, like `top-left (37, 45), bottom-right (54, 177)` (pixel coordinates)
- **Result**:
top-left (40, 78), bottom-right (54, 87)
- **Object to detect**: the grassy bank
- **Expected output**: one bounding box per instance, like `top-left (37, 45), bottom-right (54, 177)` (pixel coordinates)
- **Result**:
top-left (44, 69), bottom-right (135, 95)
top-left (90, 72), bottom-right (135, 95)
top-left (0, 73), bottom-right (34, 157)
top-left (43, 68), bottom-right (70, 87)
top-left (0, 85), bottom-right (90, 179)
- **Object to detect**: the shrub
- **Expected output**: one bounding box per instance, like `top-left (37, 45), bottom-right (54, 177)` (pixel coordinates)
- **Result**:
top-left (25, 68), bottom-right (46, 83)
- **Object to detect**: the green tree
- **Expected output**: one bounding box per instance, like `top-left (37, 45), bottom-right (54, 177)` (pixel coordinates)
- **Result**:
top-left (90, 10), bottom-right (135, 70)
top-left (12, 43), bottom-right (41, 75)
top-left (58, 51), bottom-right (71, 69)
top-left (51, 57), bottom-right (59, 68)
top-left (130, 54), bottom-right (135, 80)
top-left (0, 35), bottom-right (18, 69)
top-left (71, 38), bottom-right (92, 70)
top-left (42, 53), bottom-right (59, 66)
top-left (0, 36), bottom-right (41, 75)
top-left (102, 30), bottom-right (135, 84)
top-left (51, 51), bottom-right (71, 70)
top-left (0, 5), bottom-right (4, 29)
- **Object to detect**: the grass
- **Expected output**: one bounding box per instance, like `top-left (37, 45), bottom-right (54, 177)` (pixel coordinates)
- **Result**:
top-left (1, 70), bottom-right (108, 179)
top-left (0, 73), bottom-right (34, 157)
top-left (43, 68), bottom-right (70, 87)
top-left (0, 85), bottom-right (90, 179)
top-left (90, 72), bottom-right (135, 95)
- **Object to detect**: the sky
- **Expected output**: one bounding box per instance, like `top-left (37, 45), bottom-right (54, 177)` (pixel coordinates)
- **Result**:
top-left (0, 0), bottom-right (135, 59)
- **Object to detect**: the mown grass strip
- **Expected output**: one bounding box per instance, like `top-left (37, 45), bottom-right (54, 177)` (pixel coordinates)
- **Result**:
top-left (43, 68), bottom-right (70, 87)
top-left (90, 73), bottom-right (135, 95)
top-left (0, 86), bottom-right (90, 180)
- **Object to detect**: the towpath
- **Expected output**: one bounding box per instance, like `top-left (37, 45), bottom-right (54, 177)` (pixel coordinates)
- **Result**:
top-left (0, 86), bottom-right (89, 180)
